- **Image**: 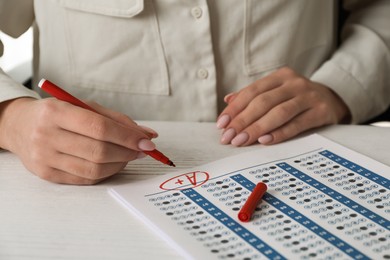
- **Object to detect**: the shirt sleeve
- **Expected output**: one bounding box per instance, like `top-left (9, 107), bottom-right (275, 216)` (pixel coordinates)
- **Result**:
top-left (0, 0), bottom-right (39, 104)
top-left (310, 0), bottom-right (390, 123)
top-left (0, 68), bottom-right (40, 103)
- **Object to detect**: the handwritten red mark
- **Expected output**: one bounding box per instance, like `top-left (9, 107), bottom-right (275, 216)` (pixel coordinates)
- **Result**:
top-left (160, 171), bottom-right (209, 191)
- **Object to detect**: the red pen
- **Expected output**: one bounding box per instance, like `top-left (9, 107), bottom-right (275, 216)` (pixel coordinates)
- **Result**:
top-left (38, 78), bottom-right (175, 167)
top-left (238, 182), bottom-right (267, 222)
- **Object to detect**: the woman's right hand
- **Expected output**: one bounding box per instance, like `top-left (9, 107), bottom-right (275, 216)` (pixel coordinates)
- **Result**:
top-left (0, 97), bottom-right (157, 185)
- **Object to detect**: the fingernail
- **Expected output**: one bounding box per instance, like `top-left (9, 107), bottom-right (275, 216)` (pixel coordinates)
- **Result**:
top-left (216, 114), bottom-right (231, 129)
top-left (224, 92), bottom-right (236, 103)
top-left (140, 125), bottom-right (159, 138)
top-left (138, 139), bottom-right (156, 151)
top-left (231, 132), bottom-right (249, 146)
top-left (258, 134), bottom-right (273, 144)
top-left (220, 128), bottom-right (236, 144)
top-left (136, 152), bottom-right (147, 159)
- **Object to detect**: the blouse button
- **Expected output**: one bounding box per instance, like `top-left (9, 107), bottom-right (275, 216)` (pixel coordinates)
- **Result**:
top-left (197, 68), bottom-right (209, 79)
top-left (191, 7), bottom-right (203, 19)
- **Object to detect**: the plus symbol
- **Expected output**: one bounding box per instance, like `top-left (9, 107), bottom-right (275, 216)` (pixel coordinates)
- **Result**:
top-left (175, 179), bottom-right (184, 185)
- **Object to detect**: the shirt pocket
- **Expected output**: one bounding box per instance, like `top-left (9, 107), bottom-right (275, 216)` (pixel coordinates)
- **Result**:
top-left (59, 0), bottom-right (169, 95)
top-left (243, 0), bottom-right (332, 76)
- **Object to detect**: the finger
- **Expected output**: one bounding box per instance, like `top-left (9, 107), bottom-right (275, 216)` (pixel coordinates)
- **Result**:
top-left (48, 152), bottom-right (128, 180)
top-left (86, 101), bottom-right (137, 127)
top-left (86, 101), bottom-right (158, 138)
top-left (219, 75), bottom-right (283, 122)
top-left (217, 77), bottom-right (283, 131)
top-left (216, 92), bottom-right (238, 129)
top-left (231, 96), bottom-right (308, 146)
top-left (261, 108), bottom-right (329, 145)
top-left (52, 129), bottom-right (139, 163)
top-left (225, 86), bottom-right (295, 135)
top-left (34, 167), bottom-right (105, 185)
top-left (52, 102), bottom-right (154, 151)
top-left (139, 125), bottom-right (159, 138)
top-left (223, 92), bottom-right (238, 104)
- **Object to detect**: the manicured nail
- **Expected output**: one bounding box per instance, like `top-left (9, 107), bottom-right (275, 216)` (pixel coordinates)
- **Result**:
top-left (140, 125), bottom-right (159, 138)
top-left (258, 134), bottom-right (273, 144)
top-left (224, 92), bottom-right (236, 103)
top-left (216, 114), bottom-right (231, 129)
top-left (136, 152), bottom-right (147, 159)
top-left (220, 128), bottom-right (236, 144)
top-left (231, 132), bottom-right (249, 146)
top-left (138, 139), bottom-right (156, 151)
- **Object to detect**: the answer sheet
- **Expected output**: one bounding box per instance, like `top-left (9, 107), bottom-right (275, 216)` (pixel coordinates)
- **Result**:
top-left (109, 134), bottom-right (389, 259)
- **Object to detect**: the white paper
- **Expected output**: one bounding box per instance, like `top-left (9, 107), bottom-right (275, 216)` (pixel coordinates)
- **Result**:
top-left (109, 134), bottom-right (390, 259)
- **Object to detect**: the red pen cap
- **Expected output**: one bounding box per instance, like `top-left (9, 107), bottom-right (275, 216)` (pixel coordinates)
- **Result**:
top-left (238, 182), bottom-right (267, 222)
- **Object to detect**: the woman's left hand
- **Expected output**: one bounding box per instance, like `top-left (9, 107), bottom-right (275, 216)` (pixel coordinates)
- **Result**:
top-left (217, 67), bottom-right (350, 146)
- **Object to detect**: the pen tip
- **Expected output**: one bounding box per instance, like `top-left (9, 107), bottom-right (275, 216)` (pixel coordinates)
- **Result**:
top-left (169, 161), bottom-right (176, 167)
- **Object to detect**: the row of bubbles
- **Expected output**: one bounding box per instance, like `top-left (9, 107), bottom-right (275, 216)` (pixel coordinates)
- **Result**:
top-left (283, 235), bottom-right (322, 249)
top-left (342, 181), bottom-right (371, 190)
top-left (294, 154), bottom-right (320, 163)
top-left (367, 194), bottom-right (390, 204)
top-left (154, 196), bottom-right (186, 206)
top-left (206, 182), bottom-right (237, 193)
top-left (203, 237), bottom-right (237, 249)
top-left (201, 178), bottom-right (231, 189)
top-left (288, 241), bottom-right (328, 256)
top-left (168, 206), bottom-right (199, 217)
top-left (333, 218), bottom-right (367, 230)
top-left (306, 163), bottom-right (334, 172)
top-left (314, 167), bottom-right (345, 174)
top-left (249, 166), bottom-right (276, 175)
top-left (310, 202), bottom-right (341, 213)
top-left (176, 215), bottom-right (210, 223)
top-left (160, 202), bottom-right (191, 211)
top-left (300, 251), bottom-right (342, 260)
top-left (354, 229), bottom-right (386, 242)
top-left (257, 174), bottom-right (288, 183)
top-left (298, 156), bottom-right (326, 167)
top-left (263, 219), bottom-right (288, 230)
top-left (217, 191), bottom-right (248, 201)
top-left (298, 192), bottom-right (324, 201)
top-left (318, 207), bottom-right (349, 219)
top-left (291, 189), bottom-right (319, 200)
top-left (328, 175), bottom-right (361, 183)
top-left (210, 188), bottom-right (238, 197)
top-left (373, 243), bottom-right (390, 254)
top-left (195, 230), bottom-right (230, 240)
top-left (190, 226), bottom-right (226, 237)
top-left (149, 192), bottom-right (182, 202)
top-left (257, 218), bottom-right (292, 230)
top-left (274, 230), bottom-right (309, 241)
top-left (363, 236), bottom-right (389, 247)
top-left (328, 214), bottom-right (361, 225)
top-left (255, 220), bottom-right (284, 229)
top-left (268, 224), bottom-right (300, 236)
top-left (321, 170), bottom-right (350, 179)
top-left (235, 252), bottom-right (261, 260)
top-left (354, 187), bottom-right (384, 198)
top-left (255, 210), bottom-right (283, 220)
top-left (213, 247), bottom-right (255, 259)
top-left (253, 169), bottom-right (284, 177)
top-left (199, 234), bottom-right (238, 245)
top-left (225, 198), bottom-right (247, 207)
top-left (183, 220), bottom-right (218, 230)
top-left (269, 180), bottom-right (304, 188)
top-left (281, 185), bottom-right (310, 194)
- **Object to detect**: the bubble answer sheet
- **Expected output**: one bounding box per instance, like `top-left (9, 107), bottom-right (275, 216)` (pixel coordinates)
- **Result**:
top-left (108, 134), bottom-right (389, 260)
